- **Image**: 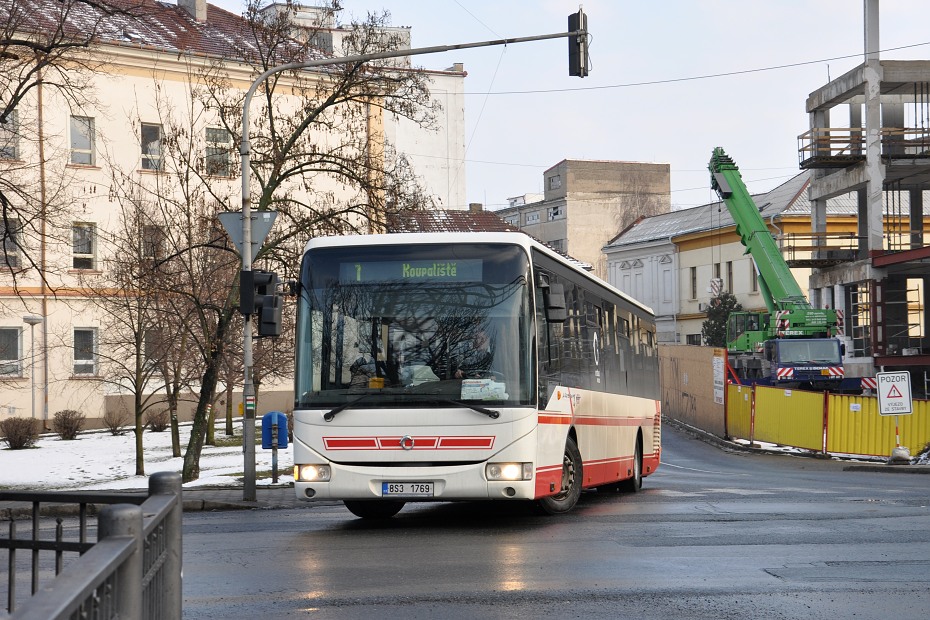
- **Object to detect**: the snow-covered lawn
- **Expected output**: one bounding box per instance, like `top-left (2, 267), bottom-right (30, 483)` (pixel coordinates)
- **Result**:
top-left (0, 419), bottom-right (293, 491)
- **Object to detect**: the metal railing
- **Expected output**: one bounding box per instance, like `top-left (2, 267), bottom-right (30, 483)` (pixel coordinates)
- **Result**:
top-left (1, 471), bottom-right (182, 619)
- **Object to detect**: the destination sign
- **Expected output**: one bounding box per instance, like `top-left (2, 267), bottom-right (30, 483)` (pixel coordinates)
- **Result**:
top-left (339, 259), bottom-right (483, 283)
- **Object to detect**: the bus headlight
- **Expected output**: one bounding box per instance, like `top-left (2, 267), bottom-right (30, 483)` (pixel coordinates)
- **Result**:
top-left (486, 462), bottom-right (533, 481)
top-left (295, 464), bottom-right (331, 482)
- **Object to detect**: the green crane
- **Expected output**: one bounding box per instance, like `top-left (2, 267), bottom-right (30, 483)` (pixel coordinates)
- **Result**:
top-left (708, 148), bottom-right (844, 389)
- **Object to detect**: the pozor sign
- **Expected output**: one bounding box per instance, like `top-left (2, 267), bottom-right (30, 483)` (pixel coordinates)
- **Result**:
top-left (876, 371), bottom-right (913, 416)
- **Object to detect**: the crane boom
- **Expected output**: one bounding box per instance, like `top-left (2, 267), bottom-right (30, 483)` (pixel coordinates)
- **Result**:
top-left (709, 147), bottom-right (810, 313)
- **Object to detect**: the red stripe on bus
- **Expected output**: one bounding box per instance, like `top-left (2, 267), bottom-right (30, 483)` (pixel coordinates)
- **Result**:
top-left (438, 437), bottom-right (495, 449)
top-left (323, 437), bottom-right (378, 450)
top-left (323, 436), bottom-right (494, 450)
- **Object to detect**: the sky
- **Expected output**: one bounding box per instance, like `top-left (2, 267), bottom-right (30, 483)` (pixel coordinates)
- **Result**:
top-left (207, 0), bottom-right (930, 211)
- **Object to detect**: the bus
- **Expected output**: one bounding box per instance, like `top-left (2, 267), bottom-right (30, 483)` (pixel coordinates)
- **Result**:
top-left (292, 232), bottom-right (661, 518)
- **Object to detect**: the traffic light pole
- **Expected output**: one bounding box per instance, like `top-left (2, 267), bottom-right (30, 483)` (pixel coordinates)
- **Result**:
top-left (239, 15), bottom-right (588, 502)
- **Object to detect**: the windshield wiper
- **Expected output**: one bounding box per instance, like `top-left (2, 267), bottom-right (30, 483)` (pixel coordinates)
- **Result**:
top-left (323, 394), bottom-right (380, 422)
top-left (422, 398), bottom-right (500, 419)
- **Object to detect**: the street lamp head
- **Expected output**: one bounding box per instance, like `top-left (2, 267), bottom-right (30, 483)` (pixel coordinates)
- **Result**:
top-left (23, 315), bottom-right (43, 326)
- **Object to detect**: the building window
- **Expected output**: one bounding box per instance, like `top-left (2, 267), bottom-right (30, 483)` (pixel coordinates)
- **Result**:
top-left (0, 327), bottom-right (21, 376)
top-left (548, 174), bottom-right (561, 190)
top-left (205, 127), bottom-right (232, 176)
top-left (142, 225), bottom-right (165, 259)
top-left (525, 211), bottom-right (540, 225)
top-left (726, 261), bottom-right (733, 293)
top-left (750, 261), bottom-right (759, 292)
top-left (689, 266), bottom-right (697, 300)
top-left (74, 328), bottom-right (97, 376)
top-left (548, 239), bottom-right (566, 252)
top-left (686, 334), bottom-right (702, 346)
top-left (503, 215), bottom-right (519, 226)
top-left (0, 110), bottom-right (19, 159)
top-left (72, 223), bottom-right (96, 270)
top-left (547, 206), bottom-right (563, 221)
top-left (141, 123), bottom-right (163, 171)
top-left (70, 116), bottom-right (95, 165)
top-left (1, 217), bottom-right (21, 269)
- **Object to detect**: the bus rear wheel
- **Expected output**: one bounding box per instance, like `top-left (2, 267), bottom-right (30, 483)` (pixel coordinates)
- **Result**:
top-left (537, 437), bottom-right (582, 515)
top-left (344, 500), bottom-right (405, 520)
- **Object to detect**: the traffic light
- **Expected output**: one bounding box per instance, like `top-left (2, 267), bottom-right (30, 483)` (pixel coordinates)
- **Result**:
top-left (568, 9), bottom-right (589, 78)
top-left (239, 269), bottom-right (283, 337)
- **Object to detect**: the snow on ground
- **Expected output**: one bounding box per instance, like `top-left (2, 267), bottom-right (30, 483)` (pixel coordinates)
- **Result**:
top-left (0, 419), bottom-right (293, 492)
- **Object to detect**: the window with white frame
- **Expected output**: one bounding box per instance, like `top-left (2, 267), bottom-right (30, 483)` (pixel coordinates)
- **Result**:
top-left (525, 211), bottom-right (540, 224)
top-left (547, 205), bottom-right (563, 221)
top-left (205, 127), bottom-right (232, 176)
top-left (548, 174), bottom-right (561, 190)
top-left (0, 110), bottom-right (19, 159)
top-left (750, 261), bottom-right (759, 292)
top-left (70, 116), bottom-right (95, 165)
top-left (72, 223), bottom-right (96, 269)
top-left (73, 328), bottom-right (97, 375)
top-left (0, 327), bottom-right (21, 376)
top-left (689, 266), bottom-right (697, 300)
top-left (1, 217), bottom-right (21, 269)
top-left (141, 123), bottom-right (163, 171)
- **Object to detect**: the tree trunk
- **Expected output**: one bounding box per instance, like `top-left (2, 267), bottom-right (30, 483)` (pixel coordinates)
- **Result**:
top-left (182, 309), bottom-right (231, 482)
top-left (134, 390), bottom-right (145, 476)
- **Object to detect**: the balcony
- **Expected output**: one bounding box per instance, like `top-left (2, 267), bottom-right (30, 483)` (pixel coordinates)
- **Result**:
top-left (798, 127), bottom-right (930, 169)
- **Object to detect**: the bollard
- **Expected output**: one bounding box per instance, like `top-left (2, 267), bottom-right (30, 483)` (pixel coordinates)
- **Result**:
top-left (149, 472), bottom-right (183, 620)
top-left (98, 504), bottom-right (144, 620)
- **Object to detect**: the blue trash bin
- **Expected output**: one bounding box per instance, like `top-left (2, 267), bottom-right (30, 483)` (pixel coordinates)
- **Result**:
top-left (261, 411), bottom-right (288, 449)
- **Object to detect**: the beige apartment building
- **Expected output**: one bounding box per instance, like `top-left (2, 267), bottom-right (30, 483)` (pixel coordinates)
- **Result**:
top-left (0, 0), bottom-right (465, 423)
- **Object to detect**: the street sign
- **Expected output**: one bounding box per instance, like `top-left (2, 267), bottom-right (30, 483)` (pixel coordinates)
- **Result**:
top-left (876, 371), bottom-right (912, 416)
top-left (218, 211), bottom-right (277, 262)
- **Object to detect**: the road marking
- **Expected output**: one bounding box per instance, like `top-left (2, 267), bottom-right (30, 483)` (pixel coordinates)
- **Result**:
top-left (660, 462), bottom-right (748, 475)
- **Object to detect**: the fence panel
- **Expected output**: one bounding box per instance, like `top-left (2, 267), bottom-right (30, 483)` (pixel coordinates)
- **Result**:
top-left (828, 394), bottom-right (930, 456)
top-left (752, 386), bottom-right (824, 451)
top-left (726, 384), bottom-right (753, 439)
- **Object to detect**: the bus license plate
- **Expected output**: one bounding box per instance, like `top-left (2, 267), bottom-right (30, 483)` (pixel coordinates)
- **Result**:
top-left (382, 482), bottom-right (434, 497)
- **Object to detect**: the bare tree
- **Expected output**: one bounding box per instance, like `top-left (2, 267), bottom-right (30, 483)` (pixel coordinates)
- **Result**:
top-left (79, 195), bottom-right (171, 475)
top-left (171, 1), bottom-right (439, 483)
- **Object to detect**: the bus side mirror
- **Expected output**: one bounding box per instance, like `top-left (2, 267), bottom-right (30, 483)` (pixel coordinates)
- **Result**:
top-left (544, 282), bottom-right (568, 323)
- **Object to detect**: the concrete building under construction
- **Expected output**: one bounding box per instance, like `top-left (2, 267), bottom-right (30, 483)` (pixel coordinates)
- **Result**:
top-left (798, 0), bottom-right (929, 395)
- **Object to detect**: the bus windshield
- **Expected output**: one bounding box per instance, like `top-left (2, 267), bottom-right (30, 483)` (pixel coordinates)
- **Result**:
top-left (295, 243), bottom-right (533, 408)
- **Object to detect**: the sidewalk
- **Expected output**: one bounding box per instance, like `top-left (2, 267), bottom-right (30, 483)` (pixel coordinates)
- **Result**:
top-left (0, 484), bottom-right (340, 520)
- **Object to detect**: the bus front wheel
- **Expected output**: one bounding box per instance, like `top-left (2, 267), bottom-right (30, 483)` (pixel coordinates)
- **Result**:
top-left (537, 437), bottom-right (582, 515)
top-left (344, 500), bottom-right (405, 520)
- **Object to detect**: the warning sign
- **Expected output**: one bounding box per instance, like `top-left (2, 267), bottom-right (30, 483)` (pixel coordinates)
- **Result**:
top-left (876, 371), bottom-right (912, 416)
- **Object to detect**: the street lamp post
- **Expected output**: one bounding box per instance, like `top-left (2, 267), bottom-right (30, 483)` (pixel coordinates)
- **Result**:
top-left (23, 315), bottom-right (43, 421)
top-left (238, 21), bottom-right (587, 502)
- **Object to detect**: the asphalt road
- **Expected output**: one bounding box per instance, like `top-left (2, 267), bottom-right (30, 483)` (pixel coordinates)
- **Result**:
top-left (182, 424), bottom-right (930, 619)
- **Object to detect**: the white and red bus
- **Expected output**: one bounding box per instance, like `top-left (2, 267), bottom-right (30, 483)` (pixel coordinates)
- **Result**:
top-left (292, 232), bottom-right (661, 518)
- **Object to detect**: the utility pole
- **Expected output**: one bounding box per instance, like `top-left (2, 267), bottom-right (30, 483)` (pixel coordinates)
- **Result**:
top-left (238, 13), bottom-right (589, 502)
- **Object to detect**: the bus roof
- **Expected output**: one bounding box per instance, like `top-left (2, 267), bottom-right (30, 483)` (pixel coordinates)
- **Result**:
top-left (303, 232), bottom-right (655, 316)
